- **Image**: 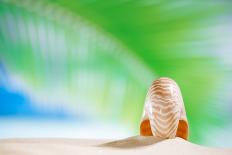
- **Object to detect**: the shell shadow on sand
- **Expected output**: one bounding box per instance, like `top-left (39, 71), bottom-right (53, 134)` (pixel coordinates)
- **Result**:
top-left (98, 136), bottom-right (166, 149)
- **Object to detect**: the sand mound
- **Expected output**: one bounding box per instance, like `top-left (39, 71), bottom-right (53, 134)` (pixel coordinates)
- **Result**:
top-left (0, 136), bottom-right (231, 155)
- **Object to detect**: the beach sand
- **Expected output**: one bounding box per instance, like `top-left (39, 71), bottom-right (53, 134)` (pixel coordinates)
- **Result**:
top-left (0, 136), bottom-right (231, 155)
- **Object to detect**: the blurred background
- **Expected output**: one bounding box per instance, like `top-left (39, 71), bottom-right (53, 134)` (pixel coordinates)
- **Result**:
top-left (0, 0), bottom-right (232, 147)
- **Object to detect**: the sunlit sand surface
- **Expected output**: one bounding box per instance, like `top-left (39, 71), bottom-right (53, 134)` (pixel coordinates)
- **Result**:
top-left (1, 136), bottom-right (231, 155)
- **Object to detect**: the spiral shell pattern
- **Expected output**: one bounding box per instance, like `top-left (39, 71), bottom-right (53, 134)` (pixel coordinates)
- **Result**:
top-left (140, 77), bottom-right (188, 139)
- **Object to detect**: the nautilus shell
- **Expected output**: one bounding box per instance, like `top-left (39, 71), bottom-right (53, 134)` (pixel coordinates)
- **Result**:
top-left (140, 77), bottom-right (189, 140)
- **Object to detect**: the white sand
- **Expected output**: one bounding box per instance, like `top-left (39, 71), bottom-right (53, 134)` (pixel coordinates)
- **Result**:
top-left (0, 136), bottom-right (231, 155)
